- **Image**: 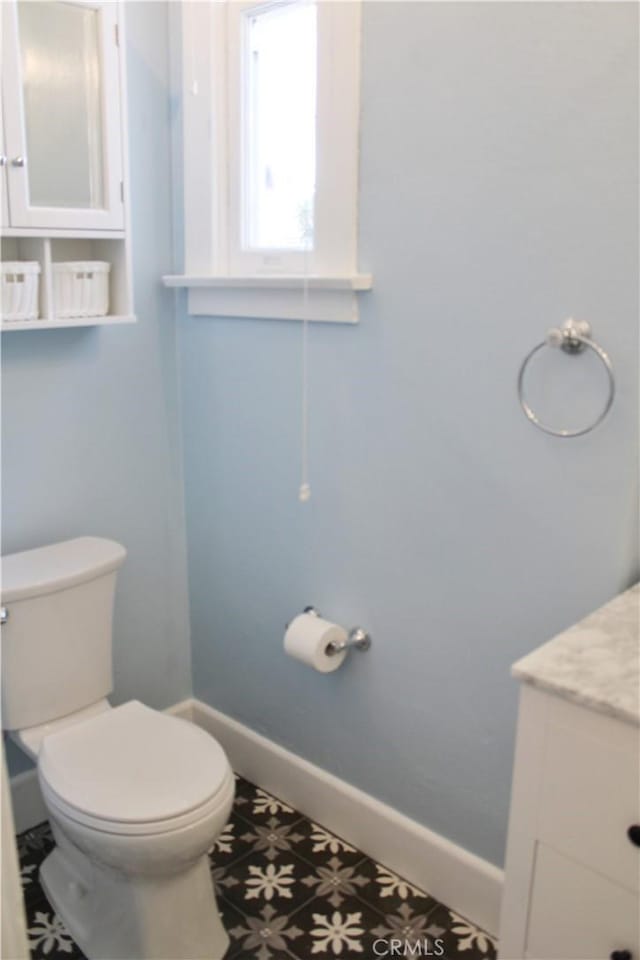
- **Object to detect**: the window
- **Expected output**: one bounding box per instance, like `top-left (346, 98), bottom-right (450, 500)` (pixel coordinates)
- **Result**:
top-left (240, 1), bottom-right (317, 254)
top-left (167, 0), bottom-right (371, 323)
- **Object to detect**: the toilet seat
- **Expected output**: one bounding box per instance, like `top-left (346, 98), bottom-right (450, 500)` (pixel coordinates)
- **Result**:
top-left (41, 772), bottom-right (235, 837)
top-left (38, 700), bottom-right (232, 835)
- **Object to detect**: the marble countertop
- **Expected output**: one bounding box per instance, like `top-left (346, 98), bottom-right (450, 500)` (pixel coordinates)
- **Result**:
top-left (512, 584), bottom-right (640, 725)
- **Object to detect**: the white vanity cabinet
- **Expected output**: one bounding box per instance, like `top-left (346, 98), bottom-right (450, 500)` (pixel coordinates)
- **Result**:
top-left (500, 686), bottom-right (640, 960)
top-left (499, 587), bottom-right (640, 960)
top-left (0, 0), bottom-right (134, 330)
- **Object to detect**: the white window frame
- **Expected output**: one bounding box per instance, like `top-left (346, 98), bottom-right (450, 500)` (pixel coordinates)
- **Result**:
top-left (165, 0), bottom-right (372, 324)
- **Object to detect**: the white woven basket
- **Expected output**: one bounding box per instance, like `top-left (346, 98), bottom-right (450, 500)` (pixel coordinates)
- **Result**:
top-left (1, 261), bottom-right (41, 322)
top-left (53, 261), bottom-right (111, 318)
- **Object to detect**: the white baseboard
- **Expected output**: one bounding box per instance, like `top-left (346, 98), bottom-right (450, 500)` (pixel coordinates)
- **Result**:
top-left (9, 768), bottom-right (48, 835)
top-left (9, 695), bottom-right (503, 934)
top-left (190, 698), bottom-right (504, 935)
top-left (165, 698), bottom-right (194, 721)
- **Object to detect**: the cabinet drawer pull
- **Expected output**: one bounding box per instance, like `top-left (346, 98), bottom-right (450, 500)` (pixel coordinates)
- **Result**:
top-left (610, 951), bottom-right (632, 960)
top-left (627, 825), bottom-right (640, 847)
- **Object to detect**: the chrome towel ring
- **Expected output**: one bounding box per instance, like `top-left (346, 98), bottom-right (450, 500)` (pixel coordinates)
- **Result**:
top-left (517, 318), bottom-right (615, 438)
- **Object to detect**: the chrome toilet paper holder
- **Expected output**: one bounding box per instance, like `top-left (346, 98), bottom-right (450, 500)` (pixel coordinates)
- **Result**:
top-left (302, 606), bottom-right (372, 657)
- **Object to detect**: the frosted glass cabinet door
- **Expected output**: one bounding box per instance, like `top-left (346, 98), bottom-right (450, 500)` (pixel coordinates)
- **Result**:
top-left (1, 0), bottom-right (124, 230)
top-left (0, 115), bottom-right (9, 229)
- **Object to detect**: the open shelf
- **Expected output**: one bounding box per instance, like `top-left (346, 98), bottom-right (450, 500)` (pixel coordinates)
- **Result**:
top-left (2, 315), bottom-right (135, 332)
top-left (2, 227), bottom-right (126, 240)
top-left (1, 235), bottom-right (134, 332)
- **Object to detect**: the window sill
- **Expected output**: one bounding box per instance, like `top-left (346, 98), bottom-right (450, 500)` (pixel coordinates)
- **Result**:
top-left (161, 273), bottom-right (372, 324)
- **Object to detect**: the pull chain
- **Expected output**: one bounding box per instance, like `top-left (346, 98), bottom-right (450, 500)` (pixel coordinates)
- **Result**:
top-left (299, 259), bottom-right (311, 502)
top-left (189, 5), bottom-right (199, 95)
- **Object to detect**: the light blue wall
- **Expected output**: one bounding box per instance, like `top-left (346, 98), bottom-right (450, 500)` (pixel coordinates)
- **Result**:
top-left (2, 3), bottom-right (190, 774)
top-left (179, 2), bottom-right (639, 865)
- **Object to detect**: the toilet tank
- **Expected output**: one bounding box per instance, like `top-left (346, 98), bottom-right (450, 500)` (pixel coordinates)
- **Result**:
top-left (1, 537), bottom-right (127, 731)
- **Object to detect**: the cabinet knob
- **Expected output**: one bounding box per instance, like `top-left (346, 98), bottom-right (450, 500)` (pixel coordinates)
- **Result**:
top-left (627, 825), bottom-right (640, 847)
top-left (610, 951), bottom-right (632, 960)
top-left (11, 156), bottom-right (25, 167)
top-left (0, 155), bottom-right (6, 167)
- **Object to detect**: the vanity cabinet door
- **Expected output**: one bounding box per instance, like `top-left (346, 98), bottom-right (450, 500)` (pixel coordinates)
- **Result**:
top-left (1, 0), bottom-right (124, 231)
top-left (525, 844), bottom-right (639, 960)
top-left (537, 720), bottom-right (640, 892)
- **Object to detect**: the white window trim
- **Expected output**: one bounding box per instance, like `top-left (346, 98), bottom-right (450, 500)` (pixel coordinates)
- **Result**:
top-left (163, 0), bottom-right (372, 324)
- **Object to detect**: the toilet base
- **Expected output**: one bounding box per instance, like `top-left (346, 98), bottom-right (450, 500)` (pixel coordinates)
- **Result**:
top-left (40, 834), bottom-right (230, 960)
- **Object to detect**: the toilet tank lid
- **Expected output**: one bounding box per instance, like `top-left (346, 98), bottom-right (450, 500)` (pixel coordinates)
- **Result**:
top-left (1, 537), bottom-right (127, 603)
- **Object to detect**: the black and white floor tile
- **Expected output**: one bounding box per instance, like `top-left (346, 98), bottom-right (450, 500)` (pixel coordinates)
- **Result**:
top-left (18, 776), bottom-right (497, 960)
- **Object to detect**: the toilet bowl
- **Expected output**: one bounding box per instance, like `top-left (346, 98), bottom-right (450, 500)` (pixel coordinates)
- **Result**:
top-left (33, 701), bottom-right (235, 960)
top-left (2, 538), bottom-right (236, 960)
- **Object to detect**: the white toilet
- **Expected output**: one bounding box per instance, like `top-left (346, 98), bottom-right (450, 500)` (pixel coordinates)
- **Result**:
top-left (1, 537), bottom-right (235, 960)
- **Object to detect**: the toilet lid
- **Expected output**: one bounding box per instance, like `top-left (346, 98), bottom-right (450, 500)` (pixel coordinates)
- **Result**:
top-left (38, 701), bottom-right (231, 826)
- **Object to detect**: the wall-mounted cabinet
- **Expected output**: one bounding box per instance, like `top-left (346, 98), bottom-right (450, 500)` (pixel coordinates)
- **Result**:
top-left (0, 0), bottom-right (134, 331)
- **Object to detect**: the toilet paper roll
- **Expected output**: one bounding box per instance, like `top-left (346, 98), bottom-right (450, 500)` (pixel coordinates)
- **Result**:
top-left (284, 613), bottom-right (348, 673)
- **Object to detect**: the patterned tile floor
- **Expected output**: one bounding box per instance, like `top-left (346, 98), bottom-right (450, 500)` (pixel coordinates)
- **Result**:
top-left (19, 775), bottom-right (497, 960)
